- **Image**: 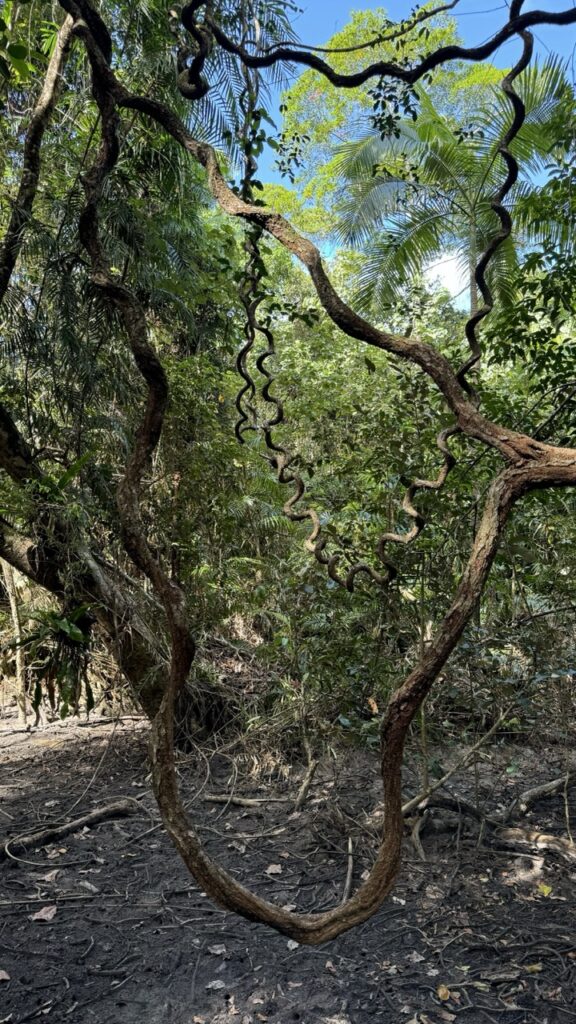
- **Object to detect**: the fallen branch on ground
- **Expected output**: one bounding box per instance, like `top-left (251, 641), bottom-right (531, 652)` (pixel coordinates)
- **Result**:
top-left (202, 793), bottom-right (290, 807)
top-left (495, 826), bottom-right (576, 864)
top-left (503, 771), bottom-right (576, 823)
top-left (0, 798), bottom-right (138, 859)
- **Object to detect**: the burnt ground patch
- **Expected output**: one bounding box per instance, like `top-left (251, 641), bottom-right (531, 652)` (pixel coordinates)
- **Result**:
top-left (1, 713), bottom-right (575, 1024)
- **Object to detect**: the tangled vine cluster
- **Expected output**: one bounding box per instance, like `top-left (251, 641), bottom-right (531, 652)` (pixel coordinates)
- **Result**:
top-left (234, 0), bottom-right (533, 593)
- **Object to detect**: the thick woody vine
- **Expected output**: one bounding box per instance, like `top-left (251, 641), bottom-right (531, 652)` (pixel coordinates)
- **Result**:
top-left (1, 0), bottom-right (576, 945)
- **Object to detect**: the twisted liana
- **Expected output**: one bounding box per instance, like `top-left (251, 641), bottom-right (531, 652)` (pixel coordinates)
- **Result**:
top-left (458, 15), bottom-right (532, 388)
top-left (382, 10), bottom-right (532, 558)
top-left (234, 69), bottom-right (264, 444)
top-left (234, 226), bottom-right (261, 444)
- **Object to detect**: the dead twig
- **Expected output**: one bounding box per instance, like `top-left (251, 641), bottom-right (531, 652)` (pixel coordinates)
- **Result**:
top-left (410, 813), bottom-right (427, 862)
top-left (341, 837), bottom-right (353, 904)
top-left (402, 710), bottom-right (510, 816)
top-left (564, 772), bottom-right (574, 845)
top-left (0, 797), bottom-right (138, 859)
top-left (65, 716), bottom-right (120, 816)
top-left (294, 732), bottom-right (318, 812)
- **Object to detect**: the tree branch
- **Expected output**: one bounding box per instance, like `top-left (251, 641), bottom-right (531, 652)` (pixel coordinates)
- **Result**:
top-left (259, 1), bottom-right (461, 56)
top-left (0, 15), bottom-right (74, 306)
top-left (188, 2), bottom-right (576, 90)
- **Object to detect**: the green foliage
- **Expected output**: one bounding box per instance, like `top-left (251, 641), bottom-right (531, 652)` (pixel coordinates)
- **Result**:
top-left (485, 145), bottom-right (576, 398)
top-left (333, 59), bottom-right (574, 313)
top-left (1, 0), bottom-right (575, 753)
top-left (279, 6), bottom-right (458, 182)
top-left (0, 2), bottom-right (37, 85)
top-left (5, 605), bottom-right (92, 718)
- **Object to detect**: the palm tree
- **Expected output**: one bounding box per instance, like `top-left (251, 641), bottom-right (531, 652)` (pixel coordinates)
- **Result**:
top-left (334, 58), bottom-right (574, 315)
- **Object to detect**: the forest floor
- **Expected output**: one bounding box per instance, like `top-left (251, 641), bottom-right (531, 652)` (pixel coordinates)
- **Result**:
top-left (1, 709), bottom-right (576, 1024)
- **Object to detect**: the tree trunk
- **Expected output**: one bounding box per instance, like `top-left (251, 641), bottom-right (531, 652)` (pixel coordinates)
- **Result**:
top-left (1, 559), bottom-right (26, 725)
top-left (0, 524), bottom-right (207, 732)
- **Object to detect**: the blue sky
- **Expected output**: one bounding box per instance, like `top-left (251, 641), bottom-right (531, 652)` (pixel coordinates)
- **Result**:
top-left (260, 0), bottom-right (576, 157)
top-left (259, 1), bottom-right (576, 177)
top-left (289, 0), bottom-right (576, 68)
top-left (258, 2), bottom-right (576, 304)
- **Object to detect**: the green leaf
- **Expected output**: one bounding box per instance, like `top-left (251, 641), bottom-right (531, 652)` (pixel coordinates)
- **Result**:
top-left (57, 451), bottom-right (93, 490)
top-left (68, 604), bottom-right (91, 623)
top-left (7, 56), bottom-right (30, 79)
top-left (7, 42), bottom-right (28, 59)
top-left (56, 618), bottom-right (86, 643)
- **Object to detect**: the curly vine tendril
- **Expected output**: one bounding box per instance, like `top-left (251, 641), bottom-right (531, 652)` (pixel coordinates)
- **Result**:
top-left (380, 15), bottom-right (532, 556)
top-left (234, 228), bottom-right (260, 444)
top-left (234, 5), bottom-right (532, 591)
top-left (458, 20), bottom-right (533, 388)
top-left (235, 223), bottom-right (396, 587)
top-left (255, 322), bottom-right (398, 589)
top-left (235, 67), bottom-right (263, 444)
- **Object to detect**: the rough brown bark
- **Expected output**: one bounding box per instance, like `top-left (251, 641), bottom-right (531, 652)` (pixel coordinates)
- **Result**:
top-left (1, 559), bottom-right (26, 724)
top-left (0, 15), bottom-right (74, 305)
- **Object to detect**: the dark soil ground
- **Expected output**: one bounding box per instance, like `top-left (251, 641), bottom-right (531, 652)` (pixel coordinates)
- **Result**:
top-left (1, 710), bottom-right (575, 1024)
